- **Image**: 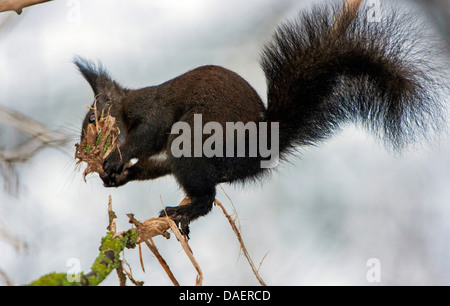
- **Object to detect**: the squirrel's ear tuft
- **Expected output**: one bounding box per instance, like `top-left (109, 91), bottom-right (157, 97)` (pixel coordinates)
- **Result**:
top-left (73, 56), bottom-right (111, 94)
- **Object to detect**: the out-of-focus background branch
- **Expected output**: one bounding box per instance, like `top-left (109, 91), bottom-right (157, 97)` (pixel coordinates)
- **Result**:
top-left (0, 0), bottom-right (52, 14)
top-left (0, 106), bottom-right (70, 194)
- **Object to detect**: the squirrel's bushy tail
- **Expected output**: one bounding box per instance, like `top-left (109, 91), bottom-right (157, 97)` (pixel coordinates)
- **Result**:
top-left (261, 1), bottom-right (447, 154)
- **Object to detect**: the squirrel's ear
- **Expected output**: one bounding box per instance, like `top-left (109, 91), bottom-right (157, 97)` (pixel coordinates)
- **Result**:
top-left (97, 77), bottom-right (125, 102)
top-left (74, 56), bottom-right (104, 94)
top-left (74, 56), bottom-right (125, 102)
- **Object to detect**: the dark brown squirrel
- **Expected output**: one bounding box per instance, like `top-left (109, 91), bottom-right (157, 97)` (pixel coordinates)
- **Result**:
top-left (75, 1), bottom-right (446, 236)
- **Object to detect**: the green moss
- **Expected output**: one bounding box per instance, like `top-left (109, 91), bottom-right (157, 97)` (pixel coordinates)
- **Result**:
top-left (95, 131), bottom-right (102, 146)
top-left (25, 230), bottom-right (137, 286)
top-left (102, 134), bottom-right (112, 155)
top-left (26, 272), bottom-right (83, 286)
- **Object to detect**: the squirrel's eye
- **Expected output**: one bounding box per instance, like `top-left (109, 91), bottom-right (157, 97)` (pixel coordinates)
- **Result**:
top-left (89, 113), bottom-right (96, 123)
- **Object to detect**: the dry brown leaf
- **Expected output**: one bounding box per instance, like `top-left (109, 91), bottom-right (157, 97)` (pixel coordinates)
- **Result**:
top-left (74, 113), bottom-right (120, 181)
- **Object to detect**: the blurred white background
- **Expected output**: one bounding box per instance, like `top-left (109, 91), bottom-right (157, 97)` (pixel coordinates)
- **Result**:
top-left (0, 0), bottom-right (449, 286)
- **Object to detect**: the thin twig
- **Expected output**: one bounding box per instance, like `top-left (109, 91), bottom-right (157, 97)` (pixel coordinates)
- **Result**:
top-left (121, 258), bottom-right (144, 286)
top-left (138, 243), bottom-right (145, 273)
top-left (219, 185), bottom-right (242, 231)
top-left (145, 237), bottom-right (180, 286)
top-left (116, 260), bottom-right (127, 286)
top-left (159, 195), bottom-right (202, 285)
top-left (214, 199), bottom-right (267, 286)
top-left (258, 251), bottom-right (270, 273)
top-left (166, 217), bottom-right (203, 286)
top-left (127, 215), bottom-right (180, 286)
top-left (107, 195), bottom-right (117, 232)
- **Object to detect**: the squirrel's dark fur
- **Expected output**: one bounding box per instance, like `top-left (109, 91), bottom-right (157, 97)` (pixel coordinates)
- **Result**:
top-left (75, 1), bottom-right (447, 236)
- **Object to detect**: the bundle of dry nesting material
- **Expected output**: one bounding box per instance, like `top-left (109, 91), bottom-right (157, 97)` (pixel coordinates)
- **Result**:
top-left (74, 108), bottom-right (120, 180)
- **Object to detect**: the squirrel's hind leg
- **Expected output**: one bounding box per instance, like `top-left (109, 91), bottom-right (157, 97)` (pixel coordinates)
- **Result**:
top-left (159, 156), bottom-right (217, 237)
top-left (159, 186), bottom-right (216, 238)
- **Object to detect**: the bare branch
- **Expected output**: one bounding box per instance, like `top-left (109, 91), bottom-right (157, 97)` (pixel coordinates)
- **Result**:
top-left (0, 0), bottom-right (52, 15)
top-left (127, 214), bottom-right (180, 286)
top-left (215, 198), bottom-right (267, 286)
top-left (0, 105), bottom-right (70, 194)
top-left (0, 227), bottom-right (28, 253)
top-left (0, 105), bottom-right (68, 144)
top-left (126, 196), bottom-right (203, 286)
top-left (167, 217), bottom-right (203, 286)
top-left (0, 268), bottom-right (15, 286)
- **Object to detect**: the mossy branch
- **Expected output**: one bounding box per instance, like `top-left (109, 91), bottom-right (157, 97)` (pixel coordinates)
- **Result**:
top-left (25, 192), bottom-right (265, 286)
top-left (26, 229), bottom-right (137, 286)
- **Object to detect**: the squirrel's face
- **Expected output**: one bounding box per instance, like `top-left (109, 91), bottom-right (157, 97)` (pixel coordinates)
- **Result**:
top-left (80, 108), bottom-right (96, 142)
top-left (80, 93), bottom-right (125, 143)
top-left (80, 95), bottom-right (108, 142)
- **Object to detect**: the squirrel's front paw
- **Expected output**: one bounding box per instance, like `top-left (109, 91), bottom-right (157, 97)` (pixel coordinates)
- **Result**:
top-left (101, 152), bottom-right (128, 187)
top-left (100, 169), bottom-right (129, 187)
top-left (103, 152), bottom-right (125, 176)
